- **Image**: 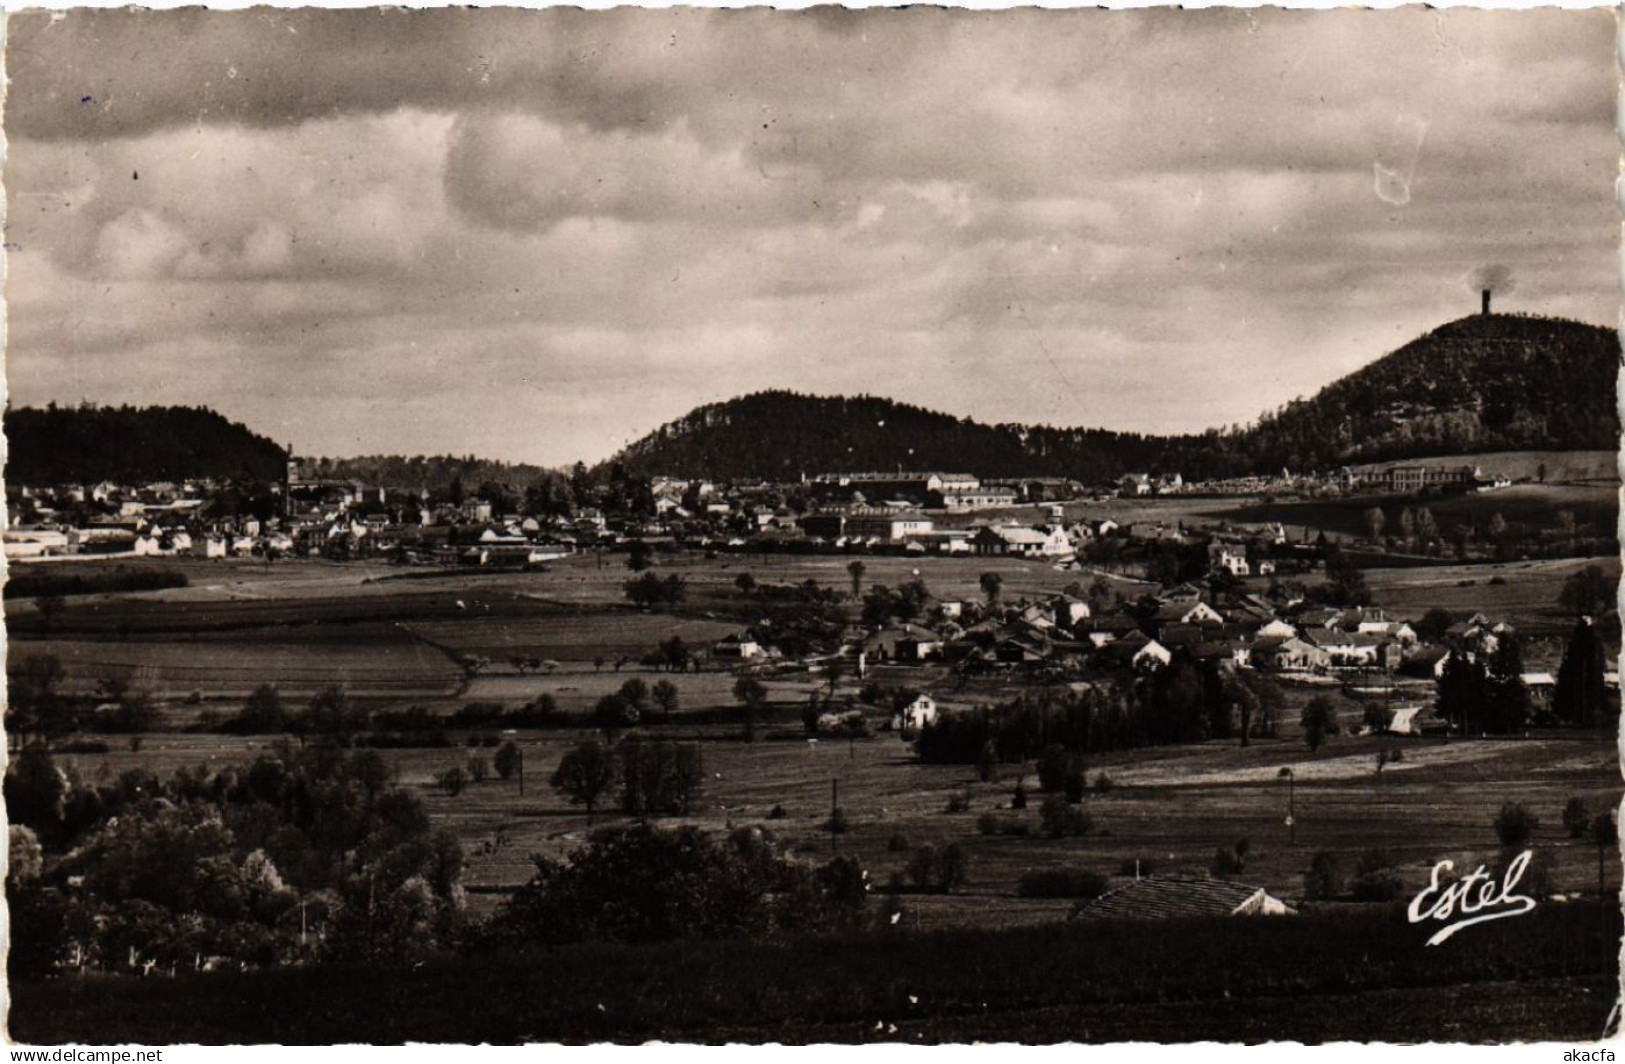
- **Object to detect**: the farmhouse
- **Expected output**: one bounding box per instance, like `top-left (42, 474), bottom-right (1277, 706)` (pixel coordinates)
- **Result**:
top-left (1074, 877), bottom-right (1297, 921)
top-left (1251, 635), bottom-right (1329, 672)
top-left (712, 634), bottom-right (765, 661)
top-left (893, 693), bottom-right (938, 731)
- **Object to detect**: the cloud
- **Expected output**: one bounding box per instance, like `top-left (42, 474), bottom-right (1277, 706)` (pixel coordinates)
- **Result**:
top-left (4, 7), bottom-right (1616, 466)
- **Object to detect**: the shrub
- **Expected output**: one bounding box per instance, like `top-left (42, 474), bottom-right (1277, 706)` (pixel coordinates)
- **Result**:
top-left (1304, 851), bottom-right (1343, 900)
top-left (1211, 838), bottom-right (1250, 876)
top-left (1039, 795), bottom-right (1091, 839)
top-left (907, 843), bottom-right (967, 894)
top-left (493, 741), bottom-right (521, 781)
top-left (887, 832), bottom-right (911, 852)
top-left (1495, 803), bottom-right (1539, 849)
top-left (766, 804), bottom-right (788, 821)
top-left (53, 739), bottom-right (111, 754)
top-left (1093, 772), bottom-right (1114, 795)
top-left (976, 741), bottom-right (999, 783)
top-left (1011, 781), bottom-right (1028, 810)
top-left (436, 766), bottom-right (467, 796)
top-left (1018, 868), bottom-right (1110, 899)
top-left (976, 813), bottom-right (1031, 838)
top-left (824, 808), bottom-right (849, 835)
top-left (945, 790), bottom-right (971, 814)
top-left (1349, 849), bottom-right (1403, 901)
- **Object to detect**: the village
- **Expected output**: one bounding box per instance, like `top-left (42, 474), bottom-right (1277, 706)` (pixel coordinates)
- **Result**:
top-left (1, 456), bottom-right (1519, 567)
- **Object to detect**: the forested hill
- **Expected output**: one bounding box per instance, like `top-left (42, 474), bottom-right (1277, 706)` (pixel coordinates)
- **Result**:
top-left (1217, 313), bottom-right (1621, 472)
top-left (610, 392), bottom-right (1179, 483)
top-left (302, 455), bottom-right (559, 494)
top-left (6, 404), bottom-right (288, 485)
top-left (609, 313), bottom-right (1620, 481)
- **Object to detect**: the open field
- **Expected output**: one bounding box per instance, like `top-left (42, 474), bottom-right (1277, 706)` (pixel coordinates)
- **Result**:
top-left (50, 714), bottom-right (1621, 928)
top-left (1362, 555), bottom-right (1620, 640)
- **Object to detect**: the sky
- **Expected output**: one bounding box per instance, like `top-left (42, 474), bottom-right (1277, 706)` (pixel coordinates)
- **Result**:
top-left (4, 7), bottom-right (1617, 468)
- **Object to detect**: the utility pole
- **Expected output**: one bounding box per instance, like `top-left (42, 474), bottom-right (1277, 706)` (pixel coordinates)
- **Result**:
top-left (1278, 766), bottom-right (1296, 845)
top-left (831, 777), bottom-right (839, 853)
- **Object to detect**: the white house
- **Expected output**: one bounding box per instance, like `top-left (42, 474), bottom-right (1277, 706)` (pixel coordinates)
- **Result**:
top-left (713, 634), bottom-right (765, 661)
top-left (893, 693), bottom-right (939, 731)
top-left (1133, 639), bottom-right (1173, 672)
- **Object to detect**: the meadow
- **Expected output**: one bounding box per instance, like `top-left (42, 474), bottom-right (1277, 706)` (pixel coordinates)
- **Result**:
top-left (10, 536), bottom-right (1621, 1042)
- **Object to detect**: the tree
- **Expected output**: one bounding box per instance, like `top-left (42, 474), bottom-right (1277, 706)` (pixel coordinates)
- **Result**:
top-left (1537, 461), bottom-right (1548, 484)
top-left (9, 654), bottom-right (68, 743)
top-left (305, 685), bottom-right (364, 742)
top-left (1397, 507), bottom-right (1416, 544)
top-left (651, 680), bottom-right (681, 720)
top-left (976, 741), bottom-right (999, 783)
top-left (618, 678), bottom-right (651, 718)
top-left (1558, 565), bottom-right (1612, 618)
top-left (847, 559), bottom-right (867, 601)
top-left (1414, 607), bottom-right (1455, 644)
top-left (494, 741), bottom-right (522, 782)
top-left (466, 755), bottom-right (490, 784)
top-left (551, 741), bottom-right (619, 820)
top-left (1493, 803), bottom-right (1538, 850)
top-left (1300, 696), bottom-right (1338, 752)
top-left (734, 572), bottom-right (757, 597)
top-left (1562, 797), bottom-right (1590, 839)
top-left (1554, 618), bottom-right (1608, 727)
top-left (593, 694), bottom-right (638, 735)
top-left (1039, 796), bottom-right (1091, 839)
top-left (620, 741), bottom-right (706, 815)
top-left (1362, 507), bottom-right (1386, 544)
top-left (437, 765), bottom-right (467, 796)
top-left (624, 572), bottom-right (686, 610)
top-left (907, 843), bottom-right (969, 893)
top-left (240, 684), bottom-right (287, 733)
top-left (980, 572), bottom-right (1003, 611)
top-left (1488, 511), bottom-right (1508, 542)
top-left (1437, 651), bottom-right (1489, 735)
top-left (1484, 636), bottom-right (1530, 734)
top-left (1321, 547), bottom-right (1370, 606)
top-left (1556, 510), bottom-right (1577, 543)
top-left (658, 636), bottom-right (691, 673)
top-left (1414, 506), bottom-right (1438, 544)
top-left (4, 746), bottom-right (68, 840)
top-left (1225, 677), bottom-right (1260, 747)
top-left (1592, 812), bottom-right (1616, 897)
top-left (626, 540), bottom-right (654, 571)
top-left (732, 677), bottom-right (768, 742)
top-left (821, 658), bottom-right (846, 698)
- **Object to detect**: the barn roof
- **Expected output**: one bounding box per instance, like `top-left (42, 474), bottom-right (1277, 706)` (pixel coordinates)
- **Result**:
top-left (1073, 877), bottom-right (1295, 921)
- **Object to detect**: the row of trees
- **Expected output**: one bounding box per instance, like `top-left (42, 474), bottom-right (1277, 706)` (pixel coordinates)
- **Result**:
top-left (915, 669), bottom-right (1284, 766)
top-left (549, 739), bottom-right (707, 819)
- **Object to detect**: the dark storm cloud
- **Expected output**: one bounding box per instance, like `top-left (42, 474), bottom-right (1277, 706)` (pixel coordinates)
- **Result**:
top-left (5, 7), bottom-right (1616, 466)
